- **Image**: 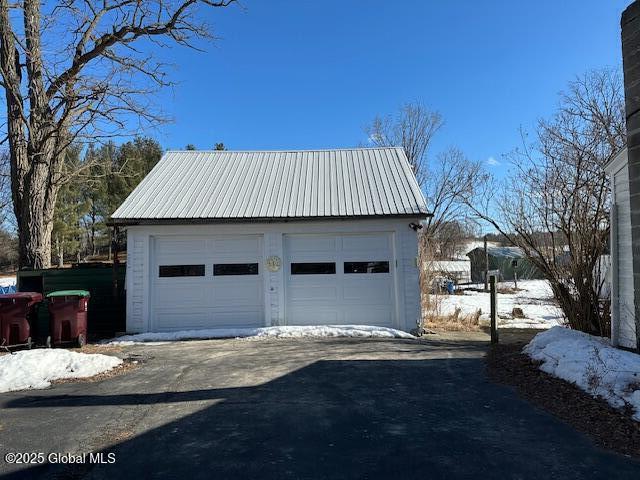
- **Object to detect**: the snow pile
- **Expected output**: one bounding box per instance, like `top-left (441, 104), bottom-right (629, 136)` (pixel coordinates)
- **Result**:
top-left (106, 325), bottom-right (415, 344)
top-left (0, 276), bottom-right (16, 288)
top-left (0, 349), bottom-right (123, 393)
top-left (524, 327), bottom-right (640, 421)
top-left (437, 280), bottom-right (565, 329)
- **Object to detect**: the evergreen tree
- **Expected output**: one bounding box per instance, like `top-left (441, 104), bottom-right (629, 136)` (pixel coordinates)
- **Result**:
top-left (52, 145), bottom-right (89, 266)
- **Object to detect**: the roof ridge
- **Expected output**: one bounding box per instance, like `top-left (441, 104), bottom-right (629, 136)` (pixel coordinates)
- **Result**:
top-left (164, 146), bottom-right (404, 154)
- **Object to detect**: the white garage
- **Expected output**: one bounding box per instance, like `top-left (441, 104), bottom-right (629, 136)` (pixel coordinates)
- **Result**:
top-left (111, 147), bottom-right (428, 334)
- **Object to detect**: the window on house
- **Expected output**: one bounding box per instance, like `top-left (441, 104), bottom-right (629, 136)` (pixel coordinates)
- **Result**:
top-left (344, 261), bottom-right (390, 274)
top-left (213, 263), bottom-right (259, 276)
top-left (159, 265), bottom-right (205, 277)
top-left (291, 262), bottom-right (336, 275)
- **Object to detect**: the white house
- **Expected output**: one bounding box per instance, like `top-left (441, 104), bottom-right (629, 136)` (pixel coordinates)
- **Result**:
top-left (605, 147), bottom-right (637, 349)
top-left (111, 147), bottom-right (429, 334)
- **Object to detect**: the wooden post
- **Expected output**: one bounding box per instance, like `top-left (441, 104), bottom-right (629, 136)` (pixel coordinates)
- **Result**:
top-left (483, 235), bottom-right (489, 291)
top-left (490, 274), bottom-right (498, 344)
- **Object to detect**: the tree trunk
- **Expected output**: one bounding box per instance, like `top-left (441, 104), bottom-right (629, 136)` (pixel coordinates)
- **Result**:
top-left (91, 211), bottom-right (97, 256)
top-left (1, 0), bottom-right (62, 270)
top-left (15, 182), bottom-right (57, 269)
top-left (56, 235), bottom-right (63, 268)
top-left (12, 142), bottom-right (60, 269)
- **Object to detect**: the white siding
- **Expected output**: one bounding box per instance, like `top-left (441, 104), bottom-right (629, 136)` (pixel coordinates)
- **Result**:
top-left (125, 230), bottom-right (146, 332)
top-left (124, 219), bottom-right (422, 333)
top-left (264, 232), bottom-right (285, 326)
top-left (399, 228), bottom-right (421, 330)
top-left (612, 163), bottom-right (637, 349)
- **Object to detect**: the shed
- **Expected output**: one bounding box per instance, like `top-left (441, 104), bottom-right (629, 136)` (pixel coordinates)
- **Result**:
top-left (427, 260), bottom-right (471, 284)
top-left (466, 246), bottom-right (543, 283)
top-left (110, 147), bottom-right (429, 333)
top-left (605, 148), bottom-right (637, 349)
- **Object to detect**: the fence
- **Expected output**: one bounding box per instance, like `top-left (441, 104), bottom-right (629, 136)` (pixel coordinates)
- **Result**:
top-left (17, 263), bottom-right (125, 340)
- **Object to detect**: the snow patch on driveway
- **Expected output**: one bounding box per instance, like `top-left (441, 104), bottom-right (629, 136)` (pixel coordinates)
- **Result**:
top-left (106, 325), bottom-right (416, 345)
top-left (0, 349), bottom-right (123, 393)
top-left (524, 327), bottom-right (640, 421)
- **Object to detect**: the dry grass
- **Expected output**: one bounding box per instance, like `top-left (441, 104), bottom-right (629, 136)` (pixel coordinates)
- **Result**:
top-left (497, 286), bottom-right (523, 294)
top-left (70, 344), bottom-right (125, 355)
top-left (423, 308), bottom-right (482, 332)
top-left (422, 293), bottom-right (482, 332)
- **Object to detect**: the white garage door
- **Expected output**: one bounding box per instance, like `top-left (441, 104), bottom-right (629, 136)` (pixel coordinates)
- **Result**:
top-left (284, 233), bottom-right (395, 327)
top-left (151, 235), bottom-right (264, 331)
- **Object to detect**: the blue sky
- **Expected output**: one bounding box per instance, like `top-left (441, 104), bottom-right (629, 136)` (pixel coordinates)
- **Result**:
top-left (151, 0), bottom-right (630, 173)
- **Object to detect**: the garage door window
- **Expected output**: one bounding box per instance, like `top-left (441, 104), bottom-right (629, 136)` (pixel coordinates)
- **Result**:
top-left (344, 261), bottom-right (390, 274)
top-left (291, 262), bottom-right (336, 275)
top-left (159, 265), bottom-right (205, 277)
top-left (213, 263), bottom-right (259, 276)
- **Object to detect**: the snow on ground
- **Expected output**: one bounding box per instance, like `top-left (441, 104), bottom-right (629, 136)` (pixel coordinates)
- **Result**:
top-left (0, 349), bottom-right (123, 393)
top-left (435, 279), bottom-right (565, 329)
top-left (524, 327), bottom-right (640, 421)
top-left (0, 275), bottom-right (16, 288)
top-left (105, 325), bottom-right (415, 345)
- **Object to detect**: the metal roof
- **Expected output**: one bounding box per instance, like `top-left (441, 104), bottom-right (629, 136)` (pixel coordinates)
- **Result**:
top-left (467, 246), bottom-right (525, 259)
top-left (111, 147), bottom-right (429, 224)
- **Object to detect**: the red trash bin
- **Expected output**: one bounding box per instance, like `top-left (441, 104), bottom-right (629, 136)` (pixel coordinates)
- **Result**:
top-left (46, 290), bottom-right (90, 347)
top-left (0, 292), bottom-right (43, 348)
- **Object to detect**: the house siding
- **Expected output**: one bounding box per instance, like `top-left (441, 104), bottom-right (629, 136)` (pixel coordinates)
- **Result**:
top-left (612, 161), bottom-right (637, 349)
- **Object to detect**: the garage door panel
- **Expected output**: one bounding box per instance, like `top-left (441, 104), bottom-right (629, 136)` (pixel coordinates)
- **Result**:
top-left (155, 256), bottom-right (208, 268)
top-left (212, 236), bottom-right (262, 255)
top-left (213, 282), bottom-right (263, 307)
top-left (286, 306), bottom-right (339, 325)
top-left (153, 285), bottom-right (208, 308)
top-left (155, 311), bottom-right (211, 330)
top-left (212, 311), bottom-right (263, 328)
top-left (285, 233), bottom-right (395, 328)
top-left (156, 238), bottom-right (208, 256)
top-left (343, 282), bottom-right (392, 302)
top-left (286, 235), bottom-right (337, 254)
top-left (288, 284), bottom-right (338, 302)
top-left (152, 234), bottom-right (264, 331)
top-left (344, 306), bottom-right (394, 326)
top-left (341, 234), bottom-right (390, 254)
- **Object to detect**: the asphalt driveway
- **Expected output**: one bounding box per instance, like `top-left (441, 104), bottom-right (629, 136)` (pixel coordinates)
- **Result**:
top-left (0, 336), bottom-right (639, 479)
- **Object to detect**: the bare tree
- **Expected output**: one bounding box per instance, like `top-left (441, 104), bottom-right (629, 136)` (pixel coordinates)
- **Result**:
top-left (366, 103), bottom-right (487, 326)
top-left (468, 69), bottom-right (625, 335)
top-left (421, 147), bottom-right (486, 243)
top-left (366, 102), bottom-right (443, 187)
top-left (0, 0), bottom-right (236, 268)
top-left (366, 104), bottom-right (485, 242)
